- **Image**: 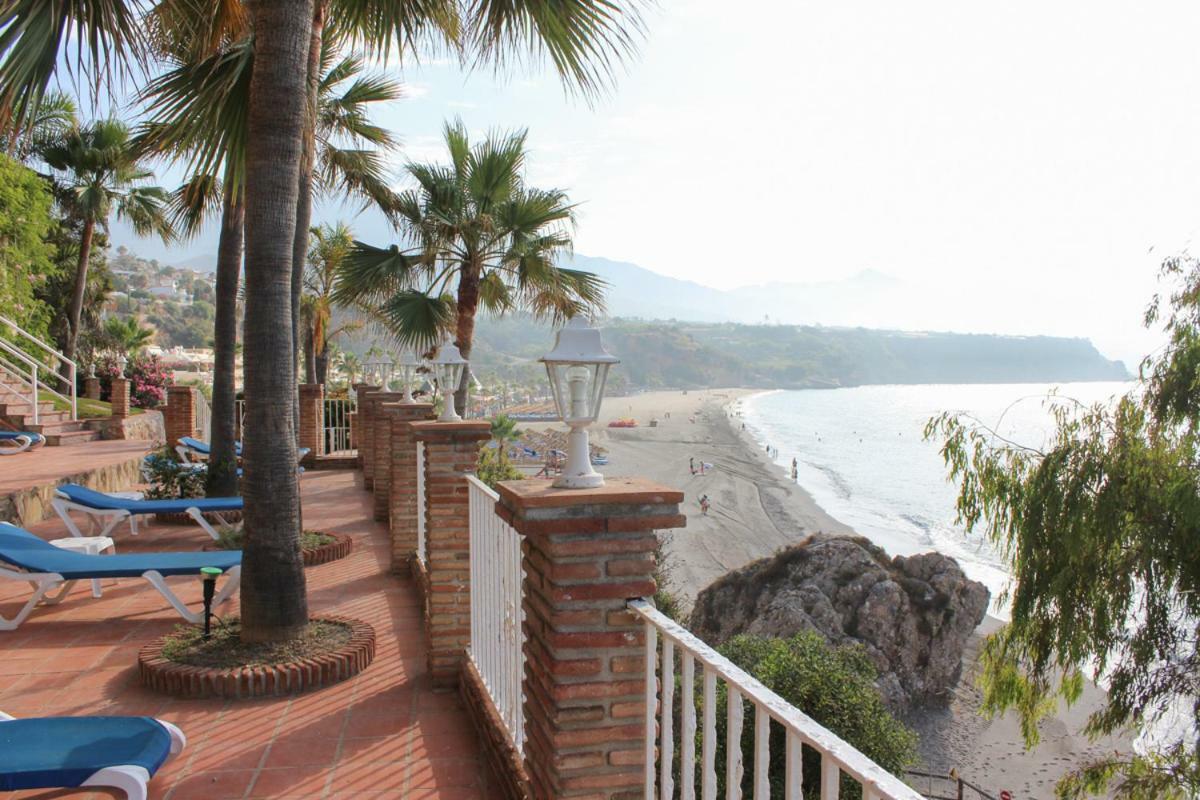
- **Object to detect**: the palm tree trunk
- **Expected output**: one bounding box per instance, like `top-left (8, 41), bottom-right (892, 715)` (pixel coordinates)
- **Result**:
top-left (240, 0), bottom-right (316, 643)
top-left (303, 323), bottom-right (317, 384)
top-left (206, 182), bottom-right (243, 498)
top-left (315, 351), bottom-right (328, 385)
top-left (290, 2), bottom-right (325, 438)
top-left (453, 266), bottom-right (481, 415)
top-left (64, 218), bottom-right (95, 365)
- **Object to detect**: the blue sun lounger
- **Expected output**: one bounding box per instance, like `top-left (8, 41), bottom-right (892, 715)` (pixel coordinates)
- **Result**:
top-left (52, 483), bottom-right (243, 541)
top-left (177, 436), bottom-right (309, 466)
top-left (0, 710), bottom-right (186, 799)
top-left (0, 430), bottom-right (45, 454)
top-left (0, 522), bottom-right (241, 630)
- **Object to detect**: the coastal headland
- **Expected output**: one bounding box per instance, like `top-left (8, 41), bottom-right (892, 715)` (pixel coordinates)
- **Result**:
top-left (522, 388), bottom-right (1134, 798)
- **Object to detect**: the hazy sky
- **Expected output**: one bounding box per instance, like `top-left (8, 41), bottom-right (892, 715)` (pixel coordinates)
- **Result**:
top-left (109, 0), bottom-right (1200, 367)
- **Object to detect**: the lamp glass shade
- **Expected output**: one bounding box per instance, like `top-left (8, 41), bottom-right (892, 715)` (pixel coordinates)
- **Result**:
top-left (433, 341), bottom-right (467, 421)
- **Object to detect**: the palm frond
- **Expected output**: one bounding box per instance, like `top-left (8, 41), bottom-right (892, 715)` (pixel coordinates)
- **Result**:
top-left (117, 185), bottom-right (176, 243)
top-left (335, 240), bottom-right (428, 306)
top-left (464, 0), bottom-right (646, 100)
top-left (0, 0), bottom-right (147, 135)
top-left (329, 0), bottom-right (459, 63)
top-left (379, 289), bottom-right (456, 350)
top-left (168, 173), bottom-right (223, 239)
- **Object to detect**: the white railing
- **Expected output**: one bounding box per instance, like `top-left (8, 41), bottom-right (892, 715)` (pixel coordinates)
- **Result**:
top-left (466, 474), bottom-right (526, 751)
top-left (0, 314), bottom-right (77, 422)
top-left (629, 599), bottom-right (924, 800)
top-left (415, 440), bottom-right (427, 566)
top-left (194, 389), bottom-right (212, 442)
top-left (324, 397), bottom-right (355, 454)
top-left (235, 398), bottom-right (246, 440)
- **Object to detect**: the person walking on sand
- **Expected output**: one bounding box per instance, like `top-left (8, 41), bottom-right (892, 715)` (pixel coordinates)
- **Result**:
top-left (791, 458), bottom-right (798, 481)
top-left (699, 494), bottom-right (710, 515)
top-left (689, 456), bottom-right (695, 474)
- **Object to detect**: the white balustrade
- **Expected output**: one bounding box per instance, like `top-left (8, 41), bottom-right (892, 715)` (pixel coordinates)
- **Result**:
top-left (415, 440), bottom-right (426, 566)
top-left (323, 397), bottom-right (355, 454)
top-left (194, 389), bottom-right (212, 442)
top-left (466, 474), bottom-right (525, 751)
top-left (0, 314), bottom-right (77, 422)
top-left (629, 599), bottom-right (923, 800)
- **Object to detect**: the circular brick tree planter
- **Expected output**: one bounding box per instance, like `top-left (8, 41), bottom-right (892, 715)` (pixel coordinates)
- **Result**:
top-left (202, 531), bottom-right (353, 566)
top-left (138, 616), bottom-right (375, 700)
top-left (301, 531), bottom-right (353, 566)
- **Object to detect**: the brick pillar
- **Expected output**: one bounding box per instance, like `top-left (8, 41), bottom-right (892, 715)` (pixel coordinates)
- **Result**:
top-left (110, 378), bottom-right (131, 418)
top-left (165, 385), bottom-right (196, 445)
top-left (84, 376), bottom-right (101, 401)
top-left (368, 393), bottom-right (411, 519)
top-left (412, 420), bottom-right (491, 688)
top-left (385, 402), bottom-right (436, 572)
top-left (496, 478), bottom-right (686, 800)
top-left (298, 384), bottom-right (324, 461)
top-left (353, 383), bottom-right (380, 480)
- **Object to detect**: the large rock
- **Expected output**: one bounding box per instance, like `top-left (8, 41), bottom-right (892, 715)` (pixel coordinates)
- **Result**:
top-left (689, 534), bottom-right (989, 710)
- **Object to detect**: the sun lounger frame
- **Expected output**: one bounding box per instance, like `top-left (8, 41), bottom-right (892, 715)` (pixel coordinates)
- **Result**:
top-left (52, 492), bottom-right (238, 541)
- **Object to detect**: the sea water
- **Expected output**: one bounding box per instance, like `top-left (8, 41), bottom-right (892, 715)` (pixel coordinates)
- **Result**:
top-left (739, 381), bottom-right (1133, 621)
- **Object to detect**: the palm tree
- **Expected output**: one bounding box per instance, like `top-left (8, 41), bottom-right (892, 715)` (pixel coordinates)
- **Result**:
top-left (139, 32), bottom-right (399, 496)
top-left (239, 0), bottom-right (315, 643)
top-left (103, 315), bottom-right (154, 353)
top-left (304, 222), bottom-right (364, 385)
top-left (333, 348), bottom-right (362, 385)
top-left (37, 119), bottom-right (175, 365)
top-left (336, 120), bottom-right (606, 414)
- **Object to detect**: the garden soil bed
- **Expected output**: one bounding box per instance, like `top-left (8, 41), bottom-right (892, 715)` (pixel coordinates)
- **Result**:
top-left (155, 509), bottom-right (244, 525)
top-left (138, 616), bottom-right (375, 699)
top-left (203, 530), bottom-right (353, 566)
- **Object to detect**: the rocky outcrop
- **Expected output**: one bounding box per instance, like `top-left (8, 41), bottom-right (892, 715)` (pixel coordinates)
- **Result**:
top-left (690, 534), bottom-right (989, 710)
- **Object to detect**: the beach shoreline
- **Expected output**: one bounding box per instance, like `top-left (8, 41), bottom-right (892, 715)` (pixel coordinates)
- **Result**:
top-left (574, 387), bottom-right (1133, 797)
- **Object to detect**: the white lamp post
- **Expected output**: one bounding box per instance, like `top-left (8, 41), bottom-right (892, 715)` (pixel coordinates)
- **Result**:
top-left (396, 350), bottom-right (420, 403)
top-left (433, 340), bottom-right (467, 422)
top-left (541, 317), bottom-right (619, 489)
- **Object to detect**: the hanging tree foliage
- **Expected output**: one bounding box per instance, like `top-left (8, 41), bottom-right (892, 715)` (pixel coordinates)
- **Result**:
top-left (926, 256), bottom-right (1200, 798)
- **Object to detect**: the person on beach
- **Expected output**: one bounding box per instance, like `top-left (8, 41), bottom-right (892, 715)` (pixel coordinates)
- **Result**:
top-left (689, 456), bottom-right (694, 473)
top-left (699, 494), bottom-right (710, 515)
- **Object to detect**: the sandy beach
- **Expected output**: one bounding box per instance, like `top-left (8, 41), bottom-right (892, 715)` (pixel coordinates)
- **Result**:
top-left (530, 388), bottom-right (1134, 798)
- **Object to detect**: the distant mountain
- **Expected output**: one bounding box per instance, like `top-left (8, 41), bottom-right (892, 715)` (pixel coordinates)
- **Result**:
top-left (564, 254), bottom-right (915, 328)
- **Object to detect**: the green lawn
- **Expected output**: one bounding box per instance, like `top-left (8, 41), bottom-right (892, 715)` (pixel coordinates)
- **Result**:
top-left (39, 392), bottom-right (144, 419)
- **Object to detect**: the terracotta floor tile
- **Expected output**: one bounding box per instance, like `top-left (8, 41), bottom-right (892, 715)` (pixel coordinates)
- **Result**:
top-left (166, 768), bottom-right (258, 799)
top-left (247, 764), bottom-right (331, 797)
top-left (0, 470), bottom-right (488, 800)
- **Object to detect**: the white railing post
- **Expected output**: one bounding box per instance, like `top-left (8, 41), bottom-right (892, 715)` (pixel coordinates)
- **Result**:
top-left (0, 313), bottom-right (78, 421)
top-left (29, 363), bottom-right (38, 425)
top-left (627, 600), bottom-right (925, 800)
top-left (415, 441), bottom-right (426, 565)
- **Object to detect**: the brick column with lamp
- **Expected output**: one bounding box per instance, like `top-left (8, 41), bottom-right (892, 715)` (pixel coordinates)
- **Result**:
top-left (411, 419), bottom-right (491, 687)
top-left (496, 478), bottom-right (685, 799)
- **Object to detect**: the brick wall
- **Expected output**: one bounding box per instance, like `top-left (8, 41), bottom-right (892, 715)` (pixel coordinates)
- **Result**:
top-left (368, 394), bottom-right (414, 521)
top-left (298, 384), bottom-right (324, 461)
top-left (110, 378), bottom-right (131, 418)
top-left (386, 402), bottom-right (435, 573)
top-left (165, 385), bottom-right (196, 446)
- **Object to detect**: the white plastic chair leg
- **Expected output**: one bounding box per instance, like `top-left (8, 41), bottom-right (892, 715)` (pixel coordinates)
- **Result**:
top-left (81, 765), bottom-right (150, 800)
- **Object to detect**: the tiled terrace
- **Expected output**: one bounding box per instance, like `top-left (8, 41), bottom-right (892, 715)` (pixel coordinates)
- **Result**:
top-left (0, 470), bottom-right (491, 800)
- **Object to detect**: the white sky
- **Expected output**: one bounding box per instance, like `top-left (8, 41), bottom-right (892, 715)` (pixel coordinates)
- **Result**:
top-left (110, 0), bottom-right (1200, 367)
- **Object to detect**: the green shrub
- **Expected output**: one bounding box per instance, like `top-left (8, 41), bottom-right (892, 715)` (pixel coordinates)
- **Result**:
top-left (142, 447), bottom-right (206, 500)
top-left (711, 632), bottom-right (918, 799)
top-left (477, 443), bottom-right (523, 489)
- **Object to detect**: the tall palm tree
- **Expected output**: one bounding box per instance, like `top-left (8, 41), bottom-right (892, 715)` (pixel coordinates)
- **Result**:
top-left (139, 32), bottom-right (400, 496)
top-left (37, 119), bottom-right (174, 364)
top-left (336, 120), bottom-right (605, 413)
top-left (304, 222), bottom-right (363, 385)
top-left (239, 0), bottom-right (315, 643)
